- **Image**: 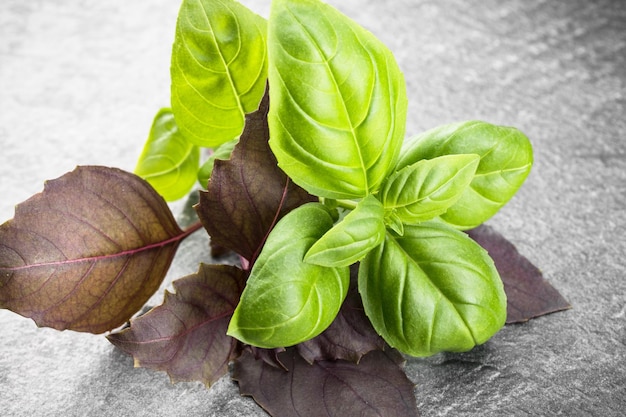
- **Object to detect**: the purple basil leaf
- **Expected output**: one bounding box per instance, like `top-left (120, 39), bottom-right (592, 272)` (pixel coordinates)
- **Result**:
top-left (247, 346), bottom-right (288, 371)
top-left (297, 264), bottom-right (385, 364)
top-left (467, 224), bottom-right (571, 323)
top-left (233, 347), bottom-right (419, 417)
top-left (0, 166), bottom-right (186, 334)
top-left (196, 91), bottom-right (316, 264)
top-left (107, 263), bottom-right (246, 386)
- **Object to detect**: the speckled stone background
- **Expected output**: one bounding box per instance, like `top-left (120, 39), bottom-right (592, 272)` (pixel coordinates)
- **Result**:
top-left (1, 0), bottom-right (625, 416)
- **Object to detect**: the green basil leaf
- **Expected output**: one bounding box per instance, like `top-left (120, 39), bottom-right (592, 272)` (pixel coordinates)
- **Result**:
top-left (228, 203), bottom-right (350, 348)
top-left (380, 154), bottom-right (479, 224)
top-left (385, 210), bottom-right (405, 236)
top-left (267, 0), bottom-right (407, 199)
top-left (171, 0), bottom-right (267, 147)
top-left (305, 195), bottom-right (385, 267)
top-left (135, 108), bottom-right (200, 201)
top-left (397, 121), bottom-right (533, 229)
top-left (197, 138), bottom-right (239, 188)
top-left (359, 222), bottom-right (507, 357)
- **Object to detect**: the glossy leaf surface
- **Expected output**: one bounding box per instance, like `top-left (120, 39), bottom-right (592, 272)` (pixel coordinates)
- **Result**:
top-left (380, 154), bottom-right (479, 224)
top-left (107, 264), bottom-right (246, 386)
top-left (0, 166), bottom-right (185, 333)
top-left (468, 224), bottom-right (571, 323)
top-left (171, 0), bottom-right (267, 146)
top-left (233, 347), bottom-right (419, 417)
top-left (297, 264), bottom-right (385, 364)
top-left (305, 195), bottom-right (385, 267)
top-left (267, 0), bottom-right (407, 199)
top-left (228, 203), bottom-right (350, 348)
top-left (135, 108), bottom-right (200, 201)
top-left (196, 93), bottom-right (315, 263)
top-left (359, 222), bottom-right (506, 357)
top-left (397, 121), bottom-right (533, 229)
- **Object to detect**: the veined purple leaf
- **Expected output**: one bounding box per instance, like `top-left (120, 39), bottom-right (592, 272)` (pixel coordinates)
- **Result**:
top-left (196, 91), bottom-right (315, 265)
top-left (467, 224), bottom-right (571, 323)
top-left (0, 166), bottom-right (190, 334)
top-left (247, 345), bottom-right (288, 371)
top-left (233, 347), bottom-right (419, 417)
top-left (107, 264), bottom-right (246, 386)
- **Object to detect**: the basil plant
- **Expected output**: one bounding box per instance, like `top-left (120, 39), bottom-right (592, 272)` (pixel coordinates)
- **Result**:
top-left (138, 0), bottom-right (533, 357)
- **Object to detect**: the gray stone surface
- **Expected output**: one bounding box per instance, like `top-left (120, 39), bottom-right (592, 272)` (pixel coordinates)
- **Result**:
top-left (1, 0), bottom-right (624, 416)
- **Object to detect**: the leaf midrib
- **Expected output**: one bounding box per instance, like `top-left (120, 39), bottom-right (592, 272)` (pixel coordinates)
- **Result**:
top-left (195, 0), bottom-right (245, 118)
top-left (1, 224), bottom-right (197, 273)
top-left (285, 5), bottom-right (371, 192)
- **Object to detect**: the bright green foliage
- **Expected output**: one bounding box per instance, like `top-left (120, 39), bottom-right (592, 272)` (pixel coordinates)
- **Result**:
top-left (197, 138), bottom-right (239, 188)
top-left (397, 121), bottom-right (534, 229)
top-left (267, 0), bottom-right (407, 199)
top-left (305, 195), bottom-right (386, 267)
top-left (359, 222), bottom-right (507, 356)
top-left (223, 0), bottom-right (531, 355)
top-left (380, 154), bottom-right (480, 226)
top-left (142, 0), bottom-right (534, 357)
top-left (135, 108), bottom-right (200, 201)
top-left (171, 0), bottom-right (268, 147)
top-left (227, 203), bottom-right (350, 348)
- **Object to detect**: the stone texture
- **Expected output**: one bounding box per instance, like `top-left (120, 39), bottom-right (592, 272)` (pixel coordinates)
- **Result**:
top-left (1, 0), bottom-right (625, 416)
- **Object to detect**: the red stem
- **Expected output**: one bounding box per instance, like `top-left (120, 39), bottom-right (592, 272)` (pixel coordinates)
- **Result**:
top-left (5, 220), bottom-right (206, 272)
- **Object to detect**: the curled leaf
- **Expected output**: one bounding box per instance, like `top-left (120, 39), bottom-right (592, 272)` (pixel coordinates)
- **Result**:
top-left (233, 347), bottom-right (419, 417)
top-left (297, 264), bottom-right (385, 364)
top-left (171, 0), bottom-right (268, 146)
top-left (246, 346), bottom-right (288, 371)
top-left (268, 0), bottom-right (407, 199)
top-left (397, 121), bottom-right (533, 229)
top-left (107, 264), bottom-right (246, 386)
top-left (0, 166), bottom-right (186, 333)
top-left (305, 195), bottom-right (385, 267)
top-left (227, 203), bottom-right (350, 348)
top-left (135, 108), bottom-right (200, 201)
top-left (359, 222), bottom-right (507, 357)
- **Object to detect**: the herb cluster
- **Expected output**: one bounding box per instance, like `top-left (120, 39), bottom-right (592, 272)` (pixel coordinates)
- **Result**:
top-left (0, 0), bottom-right (569, 415)
top-left (154, 0), bottom-right (534, 356)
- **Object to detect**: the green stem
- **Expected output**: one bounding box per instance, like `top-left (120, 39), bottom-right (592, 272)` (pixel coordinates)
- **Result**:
top-left (335, 199), bottom-right (358, 210)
